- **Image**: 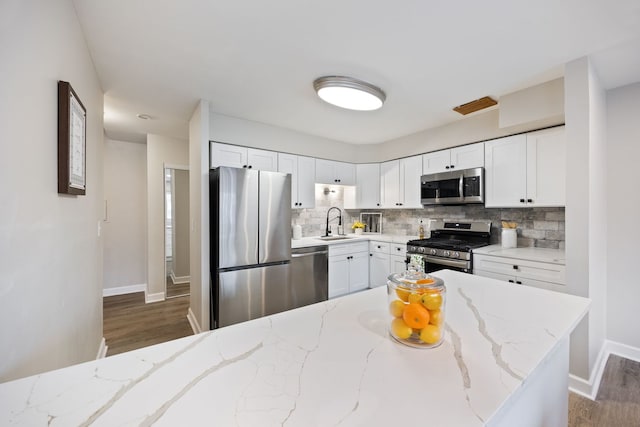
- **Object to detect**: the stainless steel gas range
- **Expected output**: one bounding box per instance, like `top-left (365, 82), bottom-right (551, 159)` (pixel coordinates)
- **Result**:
top-left (406, 220), bottom-right (491, 273)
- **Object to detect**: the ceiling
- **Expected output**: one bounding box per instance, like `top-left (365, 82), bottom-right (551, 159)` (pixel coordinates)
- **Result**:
top-left (73, 0), bottom-right (640, 145)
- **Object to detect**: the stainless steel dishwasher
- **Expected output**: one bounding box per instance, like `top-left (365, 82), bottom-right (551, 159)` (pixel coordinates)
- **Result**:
top-left (291, 245), bottom-right (328, 308)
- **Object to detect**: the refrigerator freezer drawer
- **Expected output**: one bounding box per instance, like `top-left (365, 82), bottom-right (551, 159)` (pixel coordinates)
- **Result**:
top-left (216, 263), bottom-right (291, 328)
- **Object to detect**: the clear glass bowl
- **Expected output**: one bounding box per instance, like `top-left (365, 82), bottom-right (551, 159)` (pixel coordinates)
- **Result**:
top-left (387, 266), bottom-right (446, 349)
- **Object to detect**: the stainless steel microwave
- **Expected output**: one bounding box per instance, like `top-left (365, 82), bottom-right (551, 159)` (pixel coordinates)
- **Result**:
top-left (420, 167), bottom-right (484, 205)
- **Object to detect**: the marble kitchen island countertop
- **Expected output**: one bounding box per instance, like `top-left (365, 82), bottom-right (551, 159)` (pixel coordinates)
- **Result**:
top-left (0, 270), bottom-right (589, 426)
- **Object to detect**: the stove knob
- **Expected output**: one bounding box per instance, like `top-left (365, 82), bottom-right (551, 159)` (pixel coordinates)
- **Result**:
top-left (452, 252), bottom-right (460, 259)
top-left (443, 250), bottom-right (451, 257)
top-left (430, 248), bottom-right (437, 255)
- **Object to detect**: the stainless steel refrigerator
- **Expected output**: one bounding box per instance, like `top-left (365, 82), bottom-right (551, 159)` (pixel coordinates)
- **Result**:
top-left (209, 167), bottom-right (292, 329)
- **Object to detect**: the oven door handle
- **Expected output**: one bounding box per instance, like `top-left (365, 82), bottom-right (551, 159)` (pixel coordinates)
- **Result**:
top-left (421, 255), bottom-right (469, 269)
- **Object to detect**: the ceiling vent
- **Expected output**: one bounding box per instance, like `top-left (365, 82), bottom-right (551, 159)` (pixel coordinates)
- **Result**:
top-left (453, 96), bottom-right (497, 115)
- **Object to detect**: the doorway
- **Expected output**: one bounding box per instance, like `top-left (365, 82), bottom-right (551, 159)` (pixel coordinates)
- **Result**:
top-left (164, 165), bottom-right (190, 298)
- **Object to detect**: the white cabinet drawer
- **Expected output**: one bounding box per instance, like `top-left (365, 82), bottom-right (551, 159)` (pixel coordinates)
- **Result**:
top-left (474, 269), bottom-right (566, 293)
top-left (369, 241), bottom-right (390, 254)
top-left (390, 244), bottom-right (406, 256)
top-left (474, 254), bottom-right (565, 285)
top-left (329, 241), bottom-right (369, 257)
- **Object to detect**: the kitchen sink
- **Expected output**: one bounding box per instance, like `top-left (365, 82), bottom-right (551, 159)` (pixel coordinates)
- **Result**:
top-left (315, 236), bottom-right (355, 241)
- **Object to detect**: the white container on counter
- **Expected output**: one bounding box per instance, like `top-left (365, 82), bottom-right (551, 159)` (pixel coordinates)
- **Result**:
top-left (292, 224), bottom-right (302, 240)
top-left (501, 228), bottom-right (517, 248)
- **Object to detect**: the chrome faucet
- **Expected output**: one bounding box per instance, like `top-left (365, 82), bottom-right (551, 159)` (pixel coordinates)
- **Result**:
top-left (324, 206), bottom-right (342, 236)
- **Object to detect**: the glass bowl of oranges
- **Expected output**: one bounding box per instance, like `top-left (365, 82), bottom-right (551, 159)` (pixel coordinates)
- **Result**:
top-left (387, 266), bottom-right (446, 348)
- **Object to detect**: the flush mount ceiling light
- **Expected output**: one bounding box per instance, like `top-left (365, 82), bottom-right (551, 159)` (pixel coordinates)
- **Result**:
top-left (313, 76), bottom-right (386, 111)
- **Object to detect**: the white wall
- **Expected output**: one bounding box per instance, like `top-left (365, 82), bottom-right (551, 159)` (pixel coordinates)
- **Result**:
top-left (147, 135), bottom-right (188, 299)
top-left (210, 113), bottom-right (360, 161)
top-left (189, 100), bottom-right (211, 331)
top-left (0, 0), bottom-right (104, 381)
top-left (564, 57), bottom-right (608, 382)
top-left (606, 82), bottom-right (640, 347)
top-left (103, 139), bottom-right (147, 291)
top-left (498, 78), bottom-right (565, 128)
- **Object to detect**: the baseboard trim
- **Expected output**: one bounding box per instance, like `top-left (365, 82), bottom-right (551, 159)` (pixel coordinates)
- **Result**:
top-left (145, 291), bottom-right (165, 303)
top-left (569, 339), bottom-right (640, 400)
top-left (170, 271), bottom-right (190, 285)
top-left (605, 340), bottom-right (640, 363)
top-left (187, 307), bottom-right (202, 334)
top-left (103, 283), bottom-right (146, 297)
top-left (96, 337), bottom-right (107, 359)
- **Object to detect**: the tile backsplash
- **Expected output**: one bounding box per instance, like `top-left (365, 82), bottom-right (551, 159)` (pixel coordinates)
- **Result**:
top-left (291, 185), bottom-right (565, 250)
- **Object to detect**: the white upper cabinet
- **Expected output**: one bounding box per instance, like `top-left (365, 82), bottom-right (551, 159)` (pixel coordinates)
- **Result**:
top-left (247, 148), bottom-right (278, 171)
top-left (422, 142), bottom-right (485, 174)
top-left (315, 159), bottom-right (356, 185)
top-left (278, 153), bottom-right (315, 209)
top-left (210, 143), bottom-right (278, 171)
top-left (210, 143), bottom-right (246, 168)
top-left (526, 127), bottom-right (566, 207)
top-left (345, 163), bottom-right (381, 209)
top-left (485, 134), bottom-right (528, 207)
top-left (485, 127), bottom-right (565, 207)
top-left (380, 155), bottom-right (422, 208)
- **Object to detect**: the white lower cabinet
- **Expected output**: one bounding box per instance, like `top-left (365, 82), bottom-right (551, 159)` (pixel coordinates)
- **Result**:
top-left (328, 242), bottom-right (369, 298)
top-left (369, 242), bottom-right (391, 288)
top-left (473, 253), bottom-right (566, 293)
top-left (390, 242), bottom-right (408, 275)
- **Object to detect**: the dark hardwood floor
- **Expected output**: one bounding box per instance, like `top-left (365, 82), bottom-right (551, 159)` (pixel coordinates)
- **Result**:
top-left (166, 276), bottom-right (190, 298)
top-left (569, 355), bottom-right (640, 426)
top-left (103, 292), bottom-right (193, 356)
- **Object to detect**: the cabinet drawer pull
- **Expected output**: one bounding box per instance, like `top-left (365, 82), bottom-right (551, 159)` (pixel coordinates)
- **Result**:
top-left (516, 281), bottom-right (522, 284)
top-left (513, 265), bottom-right (518, 270)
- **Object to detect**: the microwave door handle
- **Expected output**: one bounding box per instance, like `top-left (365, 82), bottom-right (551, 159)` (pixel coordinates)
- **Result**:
top-left (458, 174), bottom-right (464, 200)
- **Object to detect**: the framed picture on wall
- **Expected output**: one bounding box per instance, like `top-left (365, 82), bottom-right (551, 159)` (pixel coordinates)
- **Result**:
top-left (58, 80), bottom-right (86, 195)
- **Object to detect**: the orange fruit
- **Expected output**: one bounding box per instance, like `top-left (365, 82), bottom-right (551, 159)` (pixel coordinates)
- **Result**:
top-left (402, 303), bottom-right (430, 329)
top-left (408, 292), bottom-right (422, 304)
top-left (416, 278), bottom-right (435, 285)
top-left (391, 318), bottom-right (412, 339)
top-left (420, 292), bottom-right (443, 310)
top-left (389, 300), bottom-right (405, 318)
top-left (395, 287), bottom-right (410, 302)
top-left (419, 325), bottom-right (441, 344)
top-left (429, 309), bottom-right (443, 326)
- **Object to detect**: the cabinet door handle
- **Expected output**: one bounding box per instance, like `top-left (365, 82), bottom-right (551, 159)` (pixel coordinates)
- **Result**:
top-left (527, 199), bottom-right (533, 203)
top-left (516, 281), bottom-right (522, 285)
top-left (513, 265), bottom-right (518, 270)
top-left (370, 253), bottom-right (373, 257)
top-left (248, 165), bottom-right (253, 169)
top-left (242, 165), bottom-right (247, 168)
top-left (397, 248), bottom-right (401, 251)
top-left (445, 165), bottom-right (450, 169)
top-left (337, 179), bottom-right (341, 183)
top-left (508, 280), bottom-right (515, 283)
top-left (450, 165), bottom-right (455, 169)
top-left (377, 245), bottom-right (381, 248)
top-left (519, 198), bottom-right (525, 203)
top-left (376, 203), bottom-right (380, 206)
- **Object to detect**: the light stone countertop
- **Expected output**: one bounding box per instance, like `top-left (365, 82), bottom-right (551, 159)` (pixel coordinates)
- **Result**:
top-left (291, 233), bottom-right (419, 249)
top-left (0, 270), bottom-right (589, 426)
top-left (474, 244), bottom-right (566, 265)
